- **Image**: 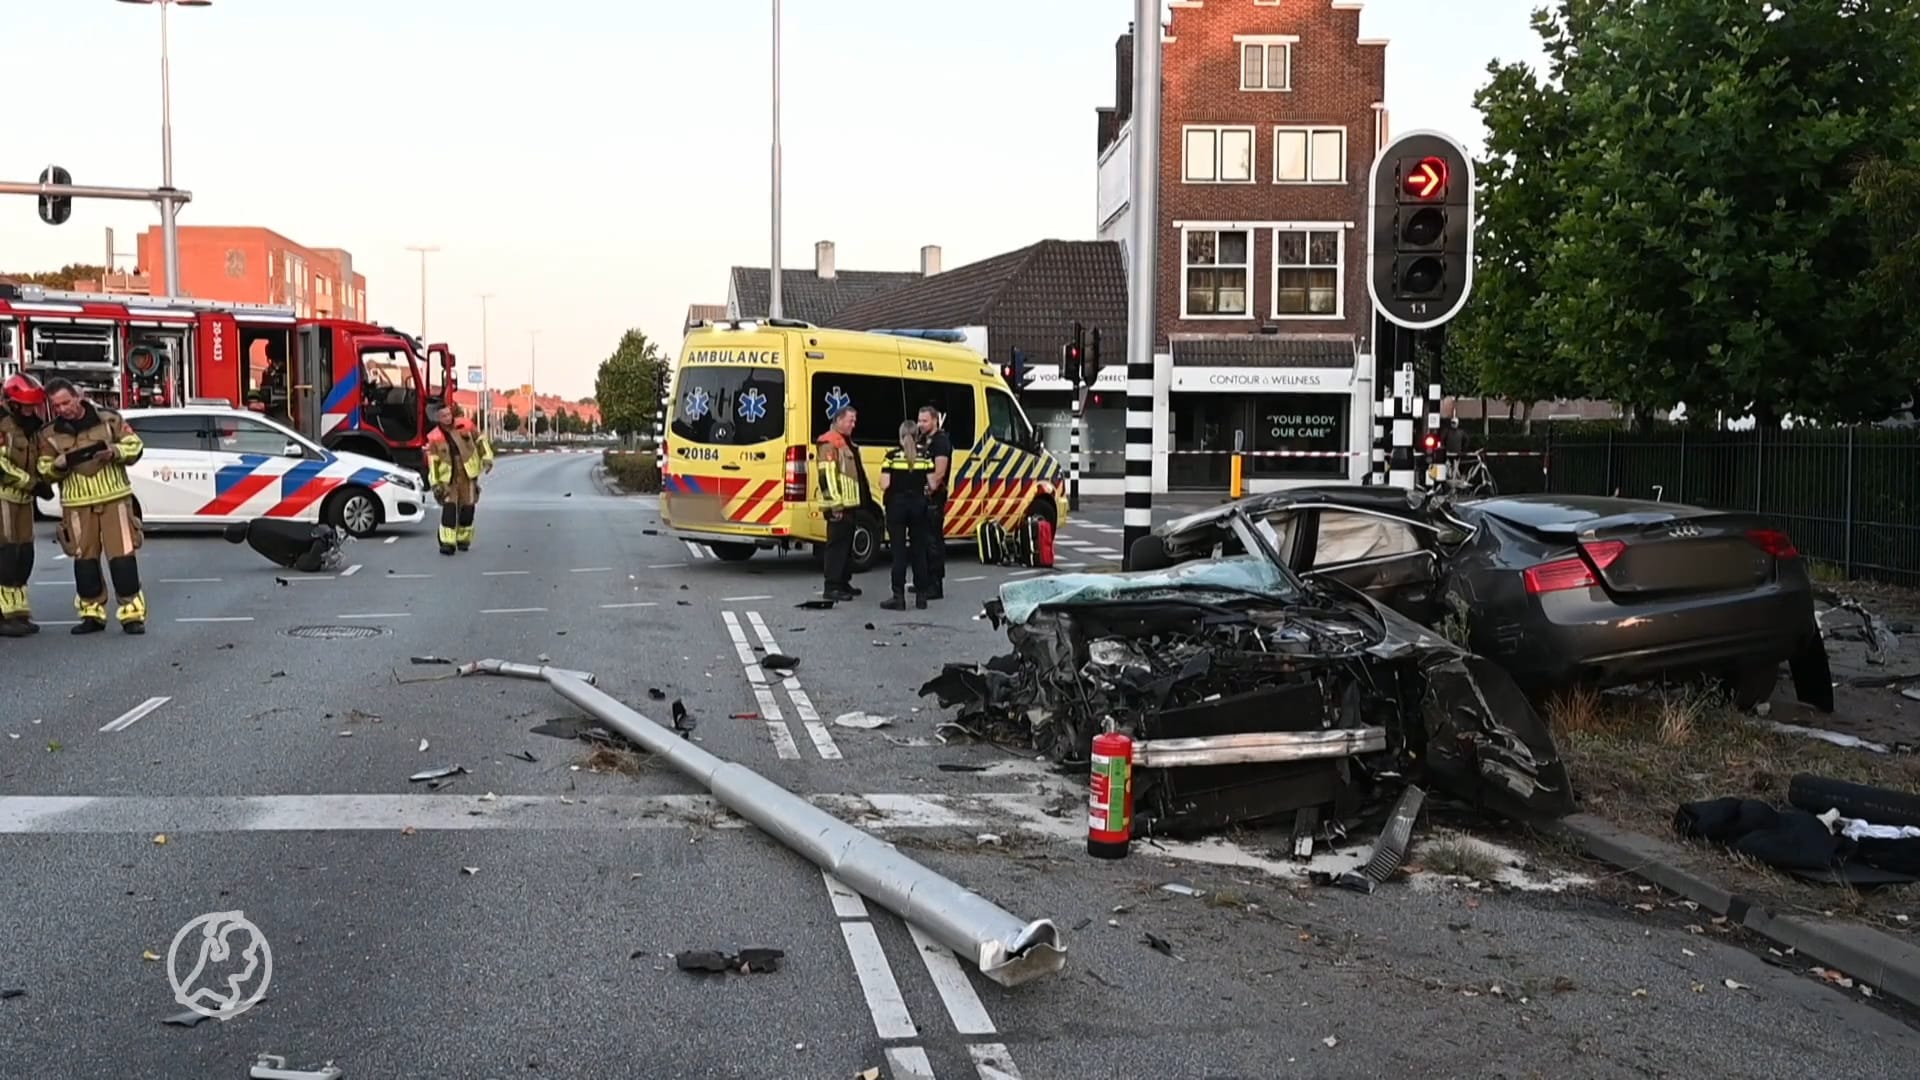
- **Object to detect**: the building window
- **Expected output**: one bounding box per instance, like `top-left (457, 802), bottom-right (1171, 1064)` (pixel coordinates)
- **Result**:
top-left (1183, 126), bottom-right (1255, 183)
top-left (1240, 41), bottom-right (1291, 91)
top-left (1184, 229), bottom-right (1251, 318)
top-left (1274, 127), bottom-right (1346, 184)
top-left (1273, 227), bottom-right (1342, 318)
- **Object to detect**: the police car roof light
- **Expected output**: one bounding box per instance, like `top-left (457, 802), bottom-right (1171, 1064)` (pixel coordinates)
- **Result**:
top-left (184, 397), bottom-right (234, 407)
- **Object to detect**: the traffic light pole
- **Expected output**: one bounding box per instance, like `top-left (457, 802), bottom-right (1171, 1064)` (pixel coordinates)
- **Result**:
top-left (1068, 384), bottom-right (1084, 513)
top-left (1121, 0), bottom-right (1163, 569)
top-left (0, 178), bottom-right (193, 227)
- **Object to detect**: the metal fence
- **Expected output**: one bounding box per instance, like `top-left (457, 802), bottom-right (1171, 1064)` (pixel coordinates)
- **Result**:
top-left (1474, 427), bottom-right (1920, 587)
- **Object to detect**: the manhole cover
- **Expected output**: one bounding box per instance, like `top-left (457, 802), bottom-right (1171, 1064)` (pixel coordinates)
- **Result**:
top-left (284, 624), bottom-right (390, 639)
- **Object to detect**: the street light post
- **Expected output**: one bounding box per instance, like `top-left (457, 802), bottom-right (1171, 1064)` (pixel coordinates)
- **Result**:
top-left (527, 330), bottom-right (542, 449)
top-left (117, 0), bottom-right (212, 299)
top-left (769, 0), bottom-right (782, 319)
top-left (406, 244), bottom-right (439, 343)
top-left (478, 293), bottom-right (494, 439)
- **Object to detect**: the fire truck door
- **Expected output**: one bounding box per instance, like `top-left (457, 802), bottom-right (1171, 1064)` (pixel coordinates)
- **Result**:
top-left (292, 324), bottom-right (331, 444)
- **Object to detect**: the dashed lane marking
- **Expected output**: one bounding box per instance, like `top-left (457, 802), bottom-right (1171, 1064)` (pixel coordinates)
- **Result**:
top-left (721, 594), bottom-right (772, 601)
top-left (767, 722), bottom-right (800, 759)
top-left (176, 617), bottom-right (253, 623)
top-left (953, 575), bottom-right (986, 583)
top-left (822, 871), bottom-right (868, 918)
top-left (600, 602), bottom-right (658, 609)
top-left (340, 612), bottom-right (409, 619)
top-left (841, 922), bottom-right (918, 1039)
top-left (482, 607), bottom-right (547, 614)
top-left (721, 611), bottom-right (786, 724)
top-left (969, 1045), bottom-right (1025, 1079)
top-left (885, 1048), bottom-right (937, 1080)
top-left (746, 611), bottom-right (830, 740)
top-left (683, 541), bottom-right (707, 560)
top-left (647, 562), bottom-right (688, 569)
top-left (100, 696), bottom-right (168, 734)
top-left (804, 722), bottom-right (843, 760)
top-left (383, 536), bottom-right (399, 544)
top-left (482, 570), bottom-right (530, 577)
top-left (339, 564), bottom-right (362, 577)
top-left (570, 567), bottom-right (612, 573)
top-left (387, 573), bottom-right (433, 579)
top-left (907, 923), bottom-right (997, 1035)
top-left (158, 577), bottom-right (221, 584)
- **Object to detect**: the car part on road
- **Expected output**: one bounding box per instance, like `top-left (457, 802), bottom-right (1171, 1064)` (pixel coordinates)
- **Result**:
top-left (1332, 784), bottom-right (1426, 894)
top-left (457, 659), bottom-right (598, 685)
top-left (223, 519), bottom-right (345, 572)
top-left (249, 1055), bottom-right (343, 1080)
top-left (673, 947), bottom-right (785, 974)
top-left (408, 765), bottom-right (468, 783)
top-left (1788, 773), bottom-right (1920, 831)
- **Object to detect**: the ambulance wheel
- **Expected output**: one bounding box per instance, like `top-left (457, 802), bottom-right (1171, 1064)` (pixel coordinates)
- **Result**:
top-left (707, 542), bottom-right (756, 562)
top-left (323, 486), bottom-right (382, 539)
top-left (849, 508), bottom-right (882, 574)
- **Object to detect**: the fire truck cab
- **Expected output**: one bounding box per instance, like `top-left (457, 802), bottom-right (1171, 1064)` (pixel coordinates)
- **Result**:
top-left (0, 284), bottom-right (456, 475)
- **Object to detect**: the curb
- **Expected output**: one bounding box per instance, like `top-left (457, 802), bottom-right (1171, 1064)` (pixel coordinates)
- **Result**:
top-left (1556, 813), bottom-right (1920, 1007)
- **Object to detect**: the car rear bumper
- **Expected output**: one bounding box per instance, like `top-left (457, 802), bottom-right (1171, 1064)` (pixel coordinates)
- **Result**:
top-left (1483, 583), bottom-right (1817, 688)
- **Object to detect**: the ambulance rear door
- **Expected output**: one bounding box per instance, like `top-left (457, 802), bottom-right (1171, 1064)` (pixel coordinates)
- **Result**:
top-left (665, 332), bottom-right (791, 534)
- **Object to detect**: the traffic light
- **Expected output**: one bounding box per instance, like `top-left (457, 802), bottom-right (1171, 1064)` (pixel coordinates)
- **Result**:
top-left (1368, 131), bottom-right (1474, 329)
top-left (1003, 348), bottom-right (1028, 397)
top-left (37, 165), bottom-right (72, 226)
top-left (1086, 327), bottom-right (1102, 387)
top-left (1421, 431), bottom-right (1441, 454)
top-left (1063, 322), bottom-right (1085, 390)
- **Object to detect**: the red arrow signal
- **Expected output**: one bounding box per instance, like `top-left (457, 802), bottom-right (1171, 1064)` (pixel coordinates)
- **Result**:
top-left (1402, 156), bottom-right (1447, 200)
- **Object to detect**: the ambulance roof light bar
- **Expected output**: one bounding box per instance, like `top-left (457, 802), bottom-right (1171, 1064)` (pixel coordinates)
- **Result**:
top-left (872, 328), bottom-right (967, 343)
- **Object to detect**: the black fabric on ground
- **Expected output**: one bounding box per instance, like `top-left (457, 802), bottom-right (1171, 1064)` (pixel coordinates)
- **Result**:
top-left (1676, 796), bottom-right (1920, 885)
top-left (225, 518), bottom-right (340, 572)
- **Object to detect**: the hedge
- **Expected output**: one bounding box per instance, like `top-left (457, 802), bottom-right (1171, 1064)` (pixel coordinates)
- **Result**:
top-left (602, 451), bottom-right (660, 493)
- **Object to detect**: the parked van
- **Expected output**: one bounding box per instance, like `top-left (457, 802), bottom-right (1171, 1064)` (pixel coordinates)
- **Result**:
top-left (661, 320), bottom-right (1065, 570)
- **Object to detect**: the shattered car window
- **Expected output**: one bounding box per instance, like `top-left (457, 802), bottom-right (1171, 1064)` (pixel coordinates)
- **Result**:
top-left (1312, 511), bottom-right (1422, 566)
top-left (997, 556), bottom-right (1295, 625)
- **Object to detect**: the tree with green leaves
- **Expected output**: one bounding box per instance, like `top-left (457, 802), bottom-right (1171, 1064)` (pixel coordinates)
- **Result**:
top-left (502, 407), bottom-right (522, 434)
top-left (1468, 0), bottom-right (1920, 424)
top-left (594, 329), bottom-right (667, 438)
top-left (1, 263), bottom-right (107, 290)
top-left (1854, 150), bottom-right (1920, 377)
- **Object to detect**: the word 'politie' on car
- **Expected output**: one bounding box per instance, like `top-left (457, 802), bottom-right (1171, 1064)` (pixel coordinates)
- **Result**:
top-left (35, 405), bottom-right (426, 538)
top-left (1128, 486), bottom-right (1834, 712)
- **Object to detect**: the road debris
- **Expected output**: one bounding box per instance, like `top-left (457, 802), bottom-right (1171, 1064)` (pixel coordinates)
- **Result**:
top-left (1141, 932), bottom-right (1180, 960)
top-left (160, 1009), bottom-right (208, 1027)
top-left (674, 947), bottom-right (785, 974)
top-left (1160, 882), bottom-right (1203, 898)
top-left (672, 700), bottom-right (695, 738)
top-left (409, 656), bottom-right (454, 666)
top-left (224, 519), bottom-right (345, 573)
top-left (834, 712), bottom-right (893, 730)
top-left (408, 765), bottom-right (468, 783)
top-left (467, 657), bottom-right (1066, 986)
top-left (759, 653), bottom-right (801, 672)
top-left (248, 1054), bottom-right (343, 1079)
top-left (0, 989), bottom-right (24, 1001)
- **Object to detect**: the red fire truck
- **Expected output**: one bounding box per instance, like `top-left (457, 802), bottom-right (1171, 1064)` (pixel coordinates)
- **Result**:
top-left (0, 284), bottom-right (456, 473)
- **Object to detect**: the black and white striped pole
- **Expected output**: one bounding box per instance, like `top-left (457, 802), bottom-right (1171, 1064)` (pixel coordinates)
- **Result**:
top-left (1121, 0), bottom-right (1162, 569)
top-left (1069, 383), bottom-right (1083, 513)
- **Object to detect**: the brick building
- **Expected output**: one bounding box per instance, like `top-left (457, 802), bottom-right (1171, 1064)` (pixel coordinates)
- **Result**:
top-left (1096, 1), bottom-right (1387, 491)
top-left (129, 226), bottom-right (368, 319)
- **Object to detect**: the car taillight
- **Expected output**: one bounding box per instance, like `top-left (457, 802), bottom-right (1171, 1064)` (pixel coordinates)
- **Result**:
top-left (1747, 528), bottom-right (1798, 559)
top-left (1524, 540), bottom-right (1625, 595)
top-left (784, 445), bottom-right (807, 502)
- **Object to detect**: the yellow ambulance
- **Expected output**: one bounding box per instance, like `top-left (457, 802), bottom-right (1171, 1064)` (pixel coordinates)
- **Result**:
top-left (660, 320), bottom-right (1065, 570)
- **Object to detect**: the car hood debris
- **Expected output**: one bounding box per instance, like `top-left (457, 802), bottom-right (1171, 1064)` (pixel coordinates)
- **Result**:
top-left (921, 532), bottom-right (1576, 836)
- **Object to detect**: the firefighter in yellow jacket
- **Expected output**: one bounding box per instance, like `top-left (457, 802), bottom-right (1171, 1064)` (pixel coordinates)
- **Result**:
top-left (0, 374), bottom-right (49, 637)
top-left (425, 406), bottom-right (495, 555)
top-left (35, 378), bottom-right (147, 635)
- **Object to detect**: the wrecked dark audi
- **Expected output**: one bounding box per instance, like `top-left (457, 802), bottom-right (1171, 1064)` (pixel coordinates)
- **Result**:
top-left (921, 502), bottom-right (1577, 837)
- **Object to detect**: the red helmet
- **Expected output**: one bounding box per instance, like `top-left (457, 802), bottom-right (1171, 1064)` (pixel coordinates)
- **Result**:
top-left (3, 373), bottom-right (46, 408)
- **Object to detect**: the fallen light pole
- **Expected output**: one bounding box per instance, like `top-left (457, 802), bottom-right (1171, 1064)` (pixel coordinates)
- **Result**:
top-left (464, 658), bottom-right (1067, 987)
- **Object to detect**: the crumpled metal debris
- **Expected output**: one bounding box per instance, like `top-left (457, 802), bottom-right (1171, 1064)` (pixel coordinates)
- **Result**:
top-left (1816, 589), bottom-right (1901, 664)
top-left (674, 947), bottom-right (785, 974)
top-left (921, 521), bottom-right (1575, 836)
top-left (249, 1055), bottom-right (343, 1080)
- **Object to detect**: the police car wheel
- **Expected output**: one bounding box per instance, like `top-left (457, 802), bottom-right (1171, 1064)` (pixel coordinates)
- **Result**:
top-left (324, 487), bottom-right (382, 539)
top-left (848, 509), bottom-right (882, 574)
top-left (707, 542), bottom-right (755, 562)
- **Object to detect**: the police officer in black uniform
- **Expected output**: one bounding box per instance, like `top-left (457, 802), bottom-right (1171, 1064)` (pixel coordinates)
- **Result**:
top-left (879, 420), bottom-right (933, 611)
top-left (915, 405), bottom-right (951, 599)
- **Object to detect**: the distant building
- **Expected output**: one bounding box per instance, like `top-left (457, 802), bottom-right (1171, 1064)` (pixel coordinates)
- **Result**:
top-left (727, 241), bottom-right (941, 324)
top-left (1094, 3), bottom-right (1388, 491)
top-left (103, 227), bottom-right (370, 318)
top-left (685, 303), bottom-right (728, 334)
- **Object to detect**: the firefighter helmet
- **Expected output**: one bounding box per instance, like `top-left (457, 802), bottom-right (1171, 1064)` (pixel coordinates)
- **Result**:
top-left (3, 373), bottom-right (46, 407)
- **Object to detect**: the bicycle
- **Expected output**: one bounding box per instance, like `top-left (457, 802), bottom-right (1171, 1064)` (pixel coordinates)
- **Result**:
top-left (1446, 449), bottom-right (1498, 498)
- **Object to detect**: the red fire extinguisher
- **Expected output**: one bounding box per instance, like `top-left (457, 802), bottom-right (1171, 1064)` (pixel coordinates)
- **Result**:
top-left (1088, 731), bottom-right (1133, 859)
top-left (1033, 516), bottom-right (1055, 568)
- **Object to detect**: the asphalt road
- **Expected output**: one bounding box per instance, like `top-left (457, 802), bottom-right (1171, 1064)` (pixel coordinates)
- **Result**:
top-left (1, 455), bottom-right (1915, 1079)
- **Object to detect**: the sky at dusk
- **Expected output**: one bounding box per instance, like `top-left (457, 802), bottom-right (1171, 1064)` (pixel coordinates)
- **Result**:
top-left (1, 0), bottom-right (1546, 399)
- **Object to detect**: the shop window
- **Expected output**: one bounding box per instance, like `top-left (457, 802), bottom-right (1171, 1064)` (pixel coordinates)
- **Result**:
top-left (905, 379), bottom-right (977, 447)
top-left (1273, 227), bottom-right (1342, 318)
top-left (1252, 393), bottom-right (1347, 478)
top-left (1184, 229), bottom-right (1251, 318)
top-left (809, 372), bottom-right (905, 448)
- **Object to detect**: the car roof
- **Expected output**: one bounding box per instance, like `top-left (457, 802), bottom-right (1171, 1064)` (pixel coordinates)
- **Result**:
top-left (123, 405), bottom-right (265, 421)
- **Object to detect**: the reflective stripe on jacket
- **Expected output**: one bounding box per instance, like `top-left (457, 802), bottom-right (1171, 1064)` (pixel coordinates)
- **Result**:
top-left (0, 417), bottom-right (37, 506)
top-left (816, 433), bottom-right (862, 511)
top-left (426, 428), bottom-right (494, 485)
top-left (36, 407), bottom-right (143, 508)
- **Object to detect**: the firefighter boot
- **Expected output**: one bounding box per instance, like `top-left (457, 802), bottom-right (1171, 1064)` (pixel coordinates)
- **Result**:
top-left (72, 559), bottom-right (108, 634)
top-left (438, 503), bottom-right (458, 555)
top-left (456, 505), bottom-right (476, 551)
top-left (0, 586), bottom-right (32, 637)
top-left (110, 557), bottom-right (146, 635)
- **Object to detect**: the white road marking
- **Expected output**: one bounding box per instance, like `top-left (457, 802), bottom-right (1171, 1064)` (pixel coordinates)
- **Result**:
top-left (100, 696), bottom-right (168, 734)
top-left (482, 607), bottom-right (547, 614)
top-left (176, 617), bottom-right (253, 623)
top-left (721, 594), bottom-right (772, 601)
top-left (38, 620), bottom-right (79, 627)
top-left (745, 612), bottom-right (821, 724)
top-left (340, 612), bottom-right (409, 619)
top-left (767, 722), bottom-right (800, 759)
top-left (968, 1044), bottom-right (1024, 1079)
top-left (908, 923), bottom-right (996, 1035)
top-left (841, 922), bottom-right (918, 1039)
top-left (722, 611), bottom-right (785, 721)
top-left (600, 602), bottom-right (658, 609)
top-left (339, 564), bottom-right (362, 577)
top-left (387, 573), bottom-right (433, 579)
top-left (683, 541), bottom-right (706, 559)
top-left (570, 567), bottom-right (612, 573)
top-left (886, 1048), bottom-right (937, 1080)
top-left (1007, 569), bottom-right (1043, 577)
top-left (384, 536), bottom-right (399, 544)
top-left (821, 871), bottom-right (868, 918)
top-left (482, 570), bottom-right (530, 577)
top-left (158, 577), bottom-right (221, 584)
top-left (647, 562), bottom-right (688, 569)
top-left (803, 722), bottom-right (842, 760)
top-left (1055, 539), bottom-right (1098, 548)
top-left (953, 575), bottom-right (986, 583)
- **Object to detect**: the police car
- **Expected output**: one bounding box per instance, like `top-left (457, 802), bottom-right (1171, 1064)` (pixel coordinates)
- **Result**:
top-left (34, 405), bottom-right (426, 538)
